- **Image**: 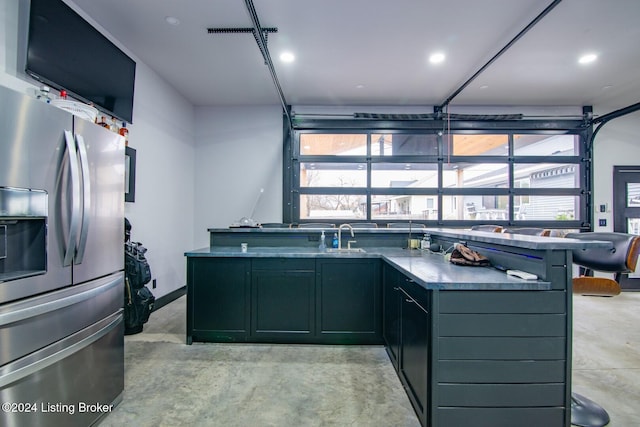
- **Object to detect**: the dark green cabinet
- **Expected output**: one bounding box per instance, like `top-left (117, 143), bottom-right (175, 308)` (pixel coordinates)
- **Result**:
top-left (383, 263), bottom-right (401, 369)
top-left (188, 257), bottom-right (381, 345)
top-left (251, 259), bottom-right (316, 342)
top-left (434, 290), bottom-right (568, 426)
top-left (316, 259), bottom-right (381, 343)
top-left (399, 285), bottom-right (430, 425)
top-left (187, 257), bottom-right (250, 344)
top-left (382, 266), bottom-right (431, 427)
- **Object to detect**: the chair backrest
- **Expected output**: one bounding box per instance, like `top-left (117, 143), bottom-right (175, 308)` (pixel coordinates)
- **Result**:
top-left (515, 203), bottom-right (529, 219)
top-left (470, 224), bottom-right (503, 232)
top-left (565, 232), bottom-right (640, 274)
top-left (259, 223), bottom-right (290, 228)
top-left (465, 203), bottom-right (477, 219)
top-left (296, 223), bottom-right (335, 229)
top-left (387, 223), bottom-right (426, 229)
top-left (348, 223), bottom-right (378, 228)
top-left (503, 227), bottom-right (550, 236)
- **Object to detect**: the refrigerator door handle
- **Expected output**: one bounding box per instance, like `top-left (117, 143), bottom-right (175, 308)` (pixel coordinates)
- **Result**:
top-left (75, 134), bottom-right (91, 264)
top-left (63, 130), bottom-right (81, 266)
top-left (0, 275), bottom-right (121, 326)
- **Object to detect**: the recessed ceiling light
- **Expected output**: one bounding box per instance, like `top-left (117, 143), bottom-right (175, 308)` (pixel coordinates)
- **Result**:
top-left (578, 53), bottom-right (597, 64)
top-left (479, 85), bottom-right (489, 90)
top-left (601, 85), bottom-right (613, 90)
top-left (356, 84), bottom-right (365, 89)
top-left (165, 16), bottom-right (180, 26)
top-left (429, 52), bottom-right (445, 64)
top-left (280, 52), bottom-right (295, 63)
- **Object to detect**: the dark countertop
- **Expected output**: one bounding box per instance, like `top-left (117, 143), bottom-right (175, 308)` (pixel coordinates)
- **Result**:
top-left (208, 227), bottom-right (612, 251)
top-left (424, 227), bottom-right (612, 250)
top-left (185, 246), bottom-right (551, 291)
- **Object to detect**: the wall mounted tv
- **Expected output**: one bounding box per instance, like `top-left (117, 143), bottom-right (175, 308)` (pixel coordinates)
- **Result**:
top-left (26, 0), bottom-right (136, 123)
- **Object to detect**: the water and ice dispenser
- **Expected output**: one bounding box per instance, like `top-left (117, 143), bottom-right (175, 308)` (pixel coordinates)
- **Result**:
top-left (0, 187), bottom-right (47, 282)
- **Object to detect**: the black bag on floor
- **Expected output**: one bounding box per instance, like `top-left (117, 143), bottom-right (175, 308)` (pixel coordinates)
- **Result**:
top-left (125, 241), bottom-right (152, 289)
top-left (124, 277), bottom-right (155, 335)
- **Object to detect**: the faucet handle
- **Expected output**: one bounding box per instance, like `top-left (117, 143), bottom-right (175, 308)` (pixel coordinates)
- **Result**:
top-left (347, 240), bottom-right (357, 250)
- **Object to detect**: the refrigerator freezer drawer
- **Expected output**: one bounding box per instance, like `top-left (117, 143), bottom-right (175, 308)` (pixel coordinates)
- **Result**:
top-left (0, 272), bottom-right (123, 366)
top-left (0, 311), bottom-right (124, 427)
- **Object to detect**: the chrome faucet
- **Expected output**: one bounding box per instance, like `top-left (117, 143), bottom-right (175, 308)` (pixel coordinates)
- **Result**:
top-left (338, 224), bottom-right (355, 250)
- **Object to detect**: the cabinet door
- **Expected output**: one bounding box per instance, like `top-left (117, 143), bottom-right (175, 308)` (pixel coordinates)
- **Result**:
top-left (316, 259), bottom-right (381, 344)
top-left (383, 264), bottom-right (401, 369)
top-left (251, 265), bottom-right (315, 342)
top-left (188, 258), bottom-right (250, 343)
top-left (400, 285), bottom-right (430, 425)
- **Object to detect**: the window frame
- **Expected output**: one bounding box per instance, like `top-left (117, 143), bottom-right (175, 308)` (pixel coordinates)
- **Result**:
top-left (283, 117), bottom-right (591, 229)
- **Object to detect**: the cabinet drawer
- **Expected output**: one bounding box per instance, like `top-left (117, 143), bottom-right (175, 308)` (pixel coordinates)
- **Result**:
top-left (436, 407), bottom-right (565, 427)
top-left (438, 360), bottom-right (565, 383)
top-left (0, 313), bottom-right (123, 427)
top-left (438, 290), bottom-right (566, 314)
top-left (252, 258), bottom-right (315, 271)
top-left (439, 313), bottom-right (566, 337)
top-left (439, 336), bottom-right (566, 360)
top-left (438, 383), bottom-right (565, 407)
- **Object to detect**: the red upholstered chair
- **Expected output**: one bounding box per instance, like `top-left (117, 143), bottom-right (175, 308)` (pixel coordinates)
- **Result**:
top-left (564, 232), bottom-right (640, 427)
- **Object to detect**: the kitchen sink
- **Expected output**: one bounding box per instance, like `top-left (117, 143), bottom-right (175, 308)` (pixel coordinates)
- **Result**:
top-left (325, 248), bottom-right (366, 253)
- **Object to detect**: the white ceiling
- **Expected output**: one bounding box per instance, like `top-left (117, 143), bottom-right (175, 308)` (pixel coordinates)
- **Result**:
top-left (69, 0), bottom-right (640, 117)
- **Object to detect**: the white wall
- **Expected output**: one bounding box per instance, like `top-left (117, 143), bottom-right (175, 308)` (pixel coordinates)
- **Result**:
top-left (194, 106), bottom-right (283, 248)
top-left (592, 110), bottom-right (640, 231)
top-left (1, 0), bottom-right (196, 299)
top-left (123, 62), bottom-right (196, 299)
top-left (0, 0), bottom-right (32, 92)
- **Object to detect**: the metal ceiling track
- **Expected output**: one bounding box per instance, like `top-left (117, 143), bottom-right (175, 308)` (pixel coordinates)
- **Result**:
top-left (438, 0), bottom-right (563, 110)
top-left (592, 102), bottom-right (640, 125)
top-left (207, 27), bottom-right (278, 44)
top-left (207, 27), bottom-right (277, 35)
top-left (589, 101), bottom-right (640, 146)
top-left (242, 0), bottom-right (293, 128)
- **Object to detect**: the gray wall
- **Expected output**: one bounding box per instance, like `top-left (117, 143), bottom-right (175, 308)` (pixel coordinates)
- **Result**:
top-left (592, 110), bottom-right (640, 232)
top-left (193, 106), bottom-right (283, 249)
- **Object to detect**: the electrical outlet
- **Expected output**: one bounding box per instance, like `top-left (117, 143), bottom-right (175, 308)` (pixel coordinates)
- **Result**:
top-left (598, 219), bottom-right (607, 227)
top-left (152, 278), bottom-right (157, 289)
top-left (599, 204), bottom-right (607, 213)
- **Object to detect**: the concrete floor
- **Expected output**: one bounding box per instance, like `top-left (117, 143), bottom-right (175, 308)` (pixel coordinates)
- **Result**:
top-left (572, 291), bottom-right (640, 426)
top-left (100, 292), bottom-right (640, 426)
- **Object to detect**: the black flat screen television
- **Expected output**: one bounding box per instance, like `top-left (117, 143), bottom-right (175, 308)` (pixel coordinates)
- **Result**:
top-left (26, 0), bottom-right (136, 123)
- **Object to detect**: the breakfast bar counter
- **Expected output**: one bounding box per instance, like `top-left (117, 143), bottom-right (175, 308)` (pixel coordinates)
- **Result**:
top-left (186, 246), bottom-right (552, 291)
top-left (185, 227), bottom-right (610, 427)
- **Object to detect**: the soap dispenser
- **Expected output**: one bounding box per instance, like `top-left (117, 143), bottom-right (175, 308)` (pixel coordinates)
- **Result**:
top-left (421, 233), bottom-right (431, 250)
top-left (319, 230), bottom-right (327, 250)
top-left (332, 233), bottom-right (339, 249)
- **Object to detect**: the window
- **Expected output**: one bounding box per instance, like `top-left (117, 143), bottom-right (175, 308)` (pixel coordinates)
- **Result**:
top-left (285, 120), bottom-right (589, 228)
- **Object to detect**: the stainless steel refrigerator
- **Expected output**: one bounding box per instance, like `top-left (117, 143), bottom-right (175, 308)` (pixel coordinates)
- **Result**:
top-left (0, 85), bottom-right (124, 426)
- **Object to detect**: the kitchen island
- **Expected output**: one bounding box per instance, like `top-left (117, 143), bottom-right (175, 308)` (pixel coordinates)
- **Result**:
top-left (185, 227), bottom-right (609, 427)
